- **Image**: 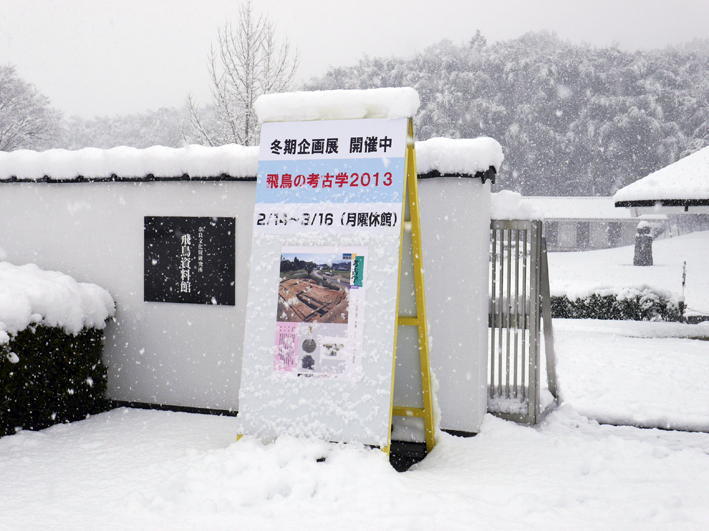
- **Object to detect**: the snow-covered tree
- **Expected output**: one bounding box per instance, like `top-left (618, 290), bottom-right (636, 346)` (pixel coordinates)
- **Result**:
top-left (59, 107), bottom-right (186, 149)
top-left (308, 32), bottom-right (708, 195)
top-left (187, 1), bottom-right (298, 146)
top-left (0, 65), bottom-right (61, 151)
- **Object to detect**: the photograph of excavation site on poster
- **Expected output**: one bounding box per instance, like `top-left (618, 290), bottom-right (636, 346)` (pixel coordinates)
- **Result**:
top-left (274, 247), bottom-right (365, 378)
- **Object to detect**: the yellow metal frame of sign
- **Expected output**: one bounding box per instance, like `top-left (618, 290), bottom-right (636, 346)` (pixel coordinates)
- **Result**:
top-left (384, 117), bottom-right (436, 455)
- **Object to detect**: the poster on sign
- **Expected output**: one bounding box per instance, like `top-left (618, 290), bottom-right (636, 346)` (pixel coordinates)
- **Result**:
top-left (237, 117), bottom-right (408, 447)
top-left (274, 246), bottom-right (366, 379)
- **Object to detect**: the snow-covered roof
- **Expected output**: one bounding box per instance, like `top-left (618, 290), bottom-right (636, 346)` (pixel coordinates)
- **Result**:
top-left (614, 146), bottom-right (709, 204)
top-left (254, 88), bottom-right (420, 122)
top-left (0, 137), bottom-right (502, 181)
top-left (492, 192), bottom-right (666, 220)
top-left (0, 262), bottom-right (115, 344)
top-left (415, 137), bottom-right (503, 175)
top-left (0, 145), bottom-right (259, 181)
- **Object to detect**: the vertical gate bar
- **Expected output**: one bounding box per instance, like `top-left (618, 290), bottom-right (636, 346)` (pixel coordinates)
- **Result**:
top-left (521, 228), bottom-right (528, 401)
top-left (513, 228), bottom-right (520, 398)
top-left (540, 237), bottom-right (559, 400)
top-left (536, 222), bottom-right (544, 421)
top-left (489, 225), bottom-right (497, 398)
top-left (497, 227), bottom-right (504, 398)
top-left (528, 222), bottom-right (542, 424)
top-left (505, 228), bottom-right (512, 398)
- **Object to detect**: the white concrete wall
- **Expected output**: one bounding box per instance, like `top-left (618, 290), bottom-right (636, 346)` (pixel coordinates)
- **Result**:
top-left (558, 222), bottom-right (576, 249)
top-left (417, 178), bottom-right (490, 434)
top-left (0, 177), bottom-right (489, 434)
top-left (0, 181), bottom-right (254, 410)
top-left (590, 222), bottom-right (608, 248)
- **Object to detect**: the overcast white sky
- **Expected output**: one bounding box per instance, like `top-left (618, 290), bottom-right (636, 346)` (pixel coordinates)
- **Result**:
top-left (1, 0), bottom-right (707, 118)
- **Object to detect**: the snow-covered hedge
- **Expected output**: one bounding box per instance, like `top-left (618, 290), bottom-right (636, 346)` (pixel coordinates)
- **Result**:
top-left (550, 287), bottom-right (682, 322)
top-left (0, 262), bottom-right (115, 435)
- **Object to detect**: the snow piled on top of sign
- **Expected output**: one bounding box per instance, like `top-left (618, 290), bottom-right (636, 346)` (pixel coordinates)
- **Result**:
top-left (416, 137), bottom-right (503, 174)
top-left (254, 88), bottom-right (421, 122)
top-left (0, 262), bottom-right (115, 345)
top-left (0, 144), bottom-right (259, 180)
top-left (614, 146), bottom-right (709, 202)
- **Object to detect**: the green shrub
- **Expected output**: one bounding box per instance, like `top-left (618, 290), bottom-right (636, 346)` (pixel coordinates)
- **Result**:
top-left (1, 325), bottom-right (109, 436)
top-left (550, 288), bottom-right (682, 321)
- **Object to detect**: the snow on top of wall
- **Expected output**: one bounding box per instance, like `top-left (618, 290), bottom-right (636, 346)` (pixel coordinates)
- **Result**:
top-left (490, 190), bottom-right (541, 220)
top-left (0, 262), bottom-right (115, 345)
top-left (0, 135), bottom-right (504, 180)
top-left (254, 88), bottom-right (420, 122)
top-left (522, 196), bottom-right (666, 220)
top-left (492, 192), bottom-right (667, 220)
top-left (415, 137), bottom-right (503, 174)
top-left (0, 144), bottom-right (259, 180)
top-left (614, 146), bottom-right (709, 202)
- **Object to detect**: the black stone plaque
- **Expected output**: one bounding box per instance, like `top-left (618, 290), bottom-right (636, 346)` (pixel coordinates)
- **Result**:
top-left (144, 216), bottom-right (235, 305)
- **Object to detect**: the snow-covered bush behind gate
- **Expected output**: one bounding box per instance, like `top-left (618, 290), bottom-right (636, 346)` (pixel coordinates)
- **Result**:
top-left (550, 286), bottom-right (682, 321)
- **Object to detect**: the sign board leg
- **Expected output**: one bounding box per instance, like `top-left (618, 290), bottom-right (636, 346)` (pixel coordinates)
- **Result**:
top-left (390, 119), bottom-right (436, 454)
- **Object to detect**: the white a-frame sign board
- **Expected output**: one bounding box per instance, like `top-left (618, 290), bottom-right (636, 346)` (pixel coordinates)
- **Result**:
top-left (237, 114), bottom-right (435, 452)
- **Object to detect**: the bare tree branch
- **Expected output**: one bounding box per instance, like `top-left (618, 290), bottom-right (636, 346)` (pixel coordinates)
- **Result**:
top-left (185, 1), bottom-right (298, 146)
top-left (186, 95), bottom-right (216, 146)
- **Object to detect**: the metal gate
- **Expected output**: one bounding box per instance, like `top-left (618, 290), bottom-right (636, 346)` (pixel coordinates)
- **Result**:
top-left (488, 219), bottom-right (558, 424)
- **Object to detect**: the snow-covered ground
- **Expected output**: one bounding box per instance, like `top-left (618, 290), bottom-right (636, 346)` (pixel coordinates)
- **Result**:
top-left (2, 406), bottom-right (709, 530)
top-left (549, 230), bottom-right (709, 316)
top-left (2, 227), bottom-right (708, 529)
top-left (553, 319), bottom-right (709, 431)
top-left (2, 318), bottom-right (708, 529)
